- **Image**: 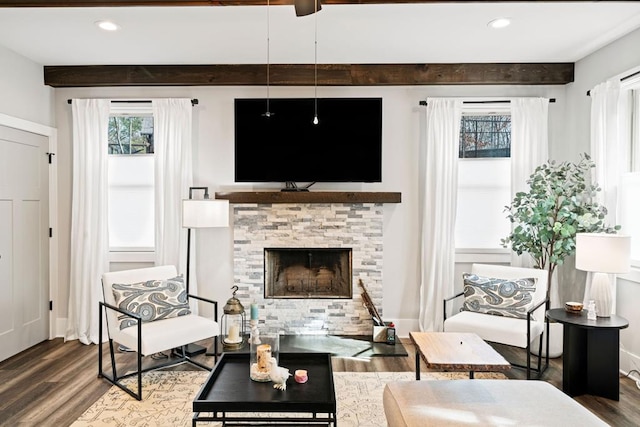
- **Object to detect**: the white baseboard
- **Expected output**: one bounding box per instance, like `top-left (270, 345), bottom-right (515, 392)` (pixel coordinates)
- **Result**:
top-left (385, 318), bottom-right (420, 339)
top-left (55, 317), bottom-right (68, 338)
top-left (621, 347), bottom-right (640, 381)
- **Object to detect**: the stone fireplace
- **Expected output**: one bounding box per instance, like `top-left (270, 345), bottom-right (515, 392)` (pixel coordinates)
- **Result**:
top-left (232, 202), bottom-right (384, 335)
top-left (264, 248), bottom-right (352, 299)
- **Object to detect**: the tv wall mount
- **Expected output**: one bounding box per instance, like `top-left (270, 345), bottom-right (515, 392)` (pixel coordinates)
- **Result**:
top-left (282, 181), bottom-right (316, 192)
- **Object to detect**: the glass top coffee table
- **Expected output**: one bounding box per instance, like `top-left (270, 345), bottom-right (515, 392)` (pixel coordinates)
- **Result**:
top-left (193, 352), bottom-right (336, 426)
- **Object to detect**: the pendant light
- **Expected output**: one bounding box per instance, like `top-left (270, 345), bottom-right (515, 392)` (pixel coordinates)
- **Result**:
top-left (312, 0), bottom-right (319, 125)
top-left (263, 0), bottom-right (272, 118)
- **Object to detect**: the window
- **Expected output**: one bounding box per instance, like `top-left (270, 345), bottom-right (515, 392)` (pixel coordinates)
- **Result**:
top-left (620, 86), bottom-right (640, 266)
top-left (108, 116), bottom-right (154, 154)
top-left (107, 104), bottom-right (155, 253)
top-left (459, 115), bottom-right (511, 158)
top-left (455, 109), bottom-right (512, 250)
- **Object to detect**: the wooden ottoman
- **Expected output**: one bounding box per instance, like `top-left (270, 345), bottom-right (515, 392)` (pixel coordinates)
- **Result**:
top-left (383, 380), bottom-right (607, 427)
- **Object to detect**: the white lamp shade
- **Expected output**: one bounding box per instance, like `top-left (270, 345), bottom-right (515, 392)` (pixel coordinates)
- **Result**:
top-left (182, 199), bottom-right (229, 228)
top-left (575, 233), bottom-right (631, 274)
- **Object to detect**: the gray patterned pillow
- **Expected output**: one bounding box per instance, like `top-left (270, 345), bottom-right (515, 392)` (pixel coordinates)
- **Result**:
top-left (461, 273), bottom-right (537, 319)
top-left (112, 275), bottom-right (191, 330)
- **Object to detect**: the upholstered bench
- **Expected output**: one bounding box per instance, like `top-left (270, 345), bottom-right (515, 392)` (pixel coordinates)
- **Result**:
top-left (383, 380), bottom-right (608, 426)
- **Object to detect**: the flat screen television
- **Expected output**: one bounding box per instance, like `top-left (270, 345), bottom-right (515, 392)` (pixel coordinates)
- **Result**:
top-left (234, 97), bottom-right (382, 183)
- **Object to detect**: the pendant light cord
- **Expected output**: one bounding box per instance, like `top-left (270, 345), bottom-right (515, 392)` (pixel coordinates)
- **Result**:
top-left (266, 0), bottom-right (271, 116)
top-left (313, 0), bottom-right (318, 123)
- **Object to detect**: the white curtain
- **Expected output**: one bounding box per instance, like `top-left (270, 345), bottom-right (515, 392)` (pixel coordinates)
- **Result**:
top-left (418, 98), bottom-right (462, 332)
top-left (510, 97), bottom-right (550, 268)
top-left (587, 80), bottom-right (627, 312)
top-left (152, 99), bottom-right (193, 288)
top-left (67, 99), bottom-right (111, 345)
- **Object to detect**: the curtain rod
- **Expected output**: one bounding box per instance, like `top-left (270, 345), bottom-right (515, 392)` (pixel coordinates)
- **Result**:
top-left (67, 99), bottom-right (199, 106)
top-left (586, 69), bottom-right (640, 96)
top-left (419, 98), bottom-right (556, 106)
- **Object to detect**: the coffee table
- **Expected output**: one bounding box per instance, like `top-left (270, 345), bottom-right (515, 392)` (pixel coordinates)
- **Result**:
top-left (409, 332), bottom-right (511, 380)
top-left (193, 352), bottom-right (336, 426)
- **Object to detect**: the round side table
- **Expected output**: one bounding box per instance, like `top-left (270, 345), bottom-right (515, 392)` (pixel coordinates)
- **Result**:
top-left (546, 308), bottom-right (628, 401)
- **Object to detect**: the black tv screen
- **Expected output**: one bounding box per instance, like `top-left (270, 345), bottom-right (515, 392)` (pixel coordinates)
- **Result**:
top-left (234, 98), bottom-right (382, 183)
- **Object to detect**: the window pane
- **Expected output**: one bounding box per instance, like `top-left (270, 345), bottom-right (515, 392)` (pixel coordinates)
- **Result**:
top-left (456, 158), bottom-right (511, 248)
top-left (619, 172), bottom-right (640, 264)
top-left (108, 116), bottom-right (154, 154)
top-left (108, 155), bottom-right (155, 249)
top-left (459, 115), bottom-right (511, 158)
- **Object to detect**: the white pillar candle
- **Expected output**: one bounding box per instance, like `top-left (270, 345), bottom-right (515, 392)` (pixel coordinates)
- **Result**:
top-left (228, 324), bottom-right (240, 342)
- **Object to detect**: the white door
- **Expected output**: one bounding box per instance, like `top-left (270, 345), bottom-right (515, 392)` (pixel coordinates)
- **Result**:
top-left (0, 125), bottom-right (49, 362)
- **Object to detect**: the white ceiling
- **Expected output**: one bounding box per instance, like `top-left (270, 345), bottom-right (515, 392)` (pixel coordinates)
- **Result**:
top-left (1, 3), bottom-right (640, 66)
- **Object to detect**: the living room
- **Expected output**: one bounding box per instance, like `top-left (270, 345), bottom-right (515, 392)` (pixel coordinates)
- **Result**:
top-left (1, 1), bottom-right (640, 426)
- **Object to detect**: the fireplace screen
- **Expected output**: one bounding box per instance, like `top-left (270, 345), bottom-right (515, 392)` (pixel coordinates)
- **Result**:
top-left (264, 248), bottom-right (352, 299)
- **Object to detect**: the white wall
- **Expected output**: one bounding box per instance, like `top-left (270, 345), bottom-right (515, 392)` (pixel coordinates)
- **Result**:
top-left (53, 84), bottom-right (565, 338)
top-left (0, 44), bottom-right (53, 126)
top-left (563, 26), bottom-right (640, 377)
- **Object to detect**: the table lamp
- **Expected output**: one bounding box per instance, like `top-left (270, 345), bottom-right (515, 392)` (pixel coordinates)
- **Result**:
top-left (575, 233), bottom-right (630, 317)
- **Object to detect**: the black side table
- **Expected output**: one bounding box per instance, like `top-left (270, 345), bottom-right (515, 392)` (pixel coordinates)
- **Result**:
top-left (546, 308), bottom-right (629, 401)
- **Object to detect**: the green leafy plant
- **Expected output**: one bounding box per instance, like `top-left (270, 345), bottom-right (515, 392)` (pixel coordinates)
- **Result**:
top-left (501, 153), bottom-right (619, 303)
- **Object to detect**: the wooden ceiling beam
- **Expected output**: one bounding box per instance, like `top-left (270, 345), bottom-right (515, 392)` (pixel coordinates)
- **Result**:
top-left (0, 0), bottom-right (612, 7)
top-left (43, 63), bottom-right (574, 87)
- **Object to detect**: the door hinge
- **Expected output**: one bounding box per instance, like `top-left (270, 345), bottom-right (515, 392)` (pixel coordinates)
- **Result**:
top-left (49, 227), bottom-right (53, 238)
top-left (49, 300), bottom-right (53, 311)
top-left (46, 152), bottom-right (55, 164)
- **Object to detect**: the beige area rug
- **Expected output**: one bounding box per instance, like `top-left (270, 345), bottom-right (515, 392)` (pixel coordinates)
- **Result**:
top-left (73, 370), bottom-right (506, 427)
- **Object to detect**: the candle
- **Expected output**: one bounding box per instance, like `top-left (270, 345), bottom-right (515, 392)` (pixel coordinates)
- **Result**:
top-left (250, 303), bottom-right (259, 320)
top-left (228, 324), bottom-right (240, 342)
top-left (257, 343), bottom-right (272, 371)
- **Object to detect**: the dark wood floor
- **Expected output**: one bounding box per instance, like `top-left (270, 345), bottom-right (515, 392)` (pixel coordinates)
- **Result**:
top-left (1, 338), bottom-right (639, 426)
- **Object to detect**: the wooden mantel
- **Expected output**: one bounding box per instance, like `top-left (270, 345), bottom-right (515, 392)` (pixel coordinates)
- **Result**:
top-left (215, 191), bottom-right (401, 204)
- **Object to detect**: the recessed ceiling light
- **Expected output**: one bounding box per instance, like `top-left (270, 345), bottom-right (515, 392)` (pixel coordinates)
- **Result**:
top-left (96, 20), bottom-right (120, 31)
top-left (488, 18), bottom-right (511, 29)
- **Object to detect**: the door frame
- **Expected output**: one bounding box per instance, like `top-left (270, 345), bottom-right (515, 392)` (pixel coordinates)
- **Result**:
top-left (0, 113), bottom-right (58, 340)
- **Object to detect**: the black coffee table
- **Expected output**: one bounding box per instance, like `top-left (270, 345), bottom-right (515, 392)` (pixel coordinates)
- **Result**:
top-left (193, 352), bottom-right (336, 426)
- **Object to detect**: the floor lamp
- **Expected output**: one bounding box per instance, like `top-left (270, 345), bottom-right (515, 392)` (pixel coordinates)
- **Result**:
top-left (182, 186), bottom-right (229, 355)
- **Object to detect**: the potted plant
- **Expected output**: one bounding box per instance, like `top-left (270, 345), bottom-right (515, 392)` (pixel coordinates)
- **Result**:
top-left (501, 153), bottom-right (619, 355)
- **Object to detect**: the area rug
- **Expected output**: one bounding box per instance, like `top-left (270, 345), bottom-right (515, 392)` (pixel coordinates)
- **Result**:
top-left (73, 370), bottom-right (506, 427)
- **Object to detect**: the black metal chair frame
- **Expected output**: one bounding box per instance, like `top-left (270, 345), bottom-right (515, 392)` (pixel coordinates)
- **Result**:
top-left (443, 292), bottom-right (549, 380)
top-left (98, 293), bottom-right (218, 401)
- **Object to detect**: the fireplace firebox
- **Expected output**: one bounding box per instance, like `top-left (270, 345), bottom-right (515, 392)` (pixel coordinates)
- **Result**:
top-left (264, 248), bottom-right (352, 299)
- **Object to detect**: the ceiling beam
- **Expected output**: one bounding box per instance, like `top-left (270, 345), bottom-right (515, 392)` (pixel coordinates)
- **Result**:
top-left (0, 0), bottom-right (613, 7)
top-left (44, 63), bottom-right (574, 87)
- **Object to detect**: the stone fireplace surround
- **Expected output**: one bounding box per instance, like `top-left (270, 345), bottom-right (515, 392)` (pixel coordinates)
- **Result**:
top-left (232, 202), bottom-right (384, 336)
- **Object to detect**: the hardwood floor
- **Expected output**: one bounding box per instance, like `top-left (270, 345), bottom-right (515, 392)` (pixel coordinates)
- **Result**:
top-left (1, 338), bottom-right (639, 426)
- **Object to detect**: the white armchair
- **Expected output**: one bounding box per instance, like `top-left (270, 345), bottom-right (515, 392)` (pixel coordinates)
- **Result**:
top-left (99, 265), bottom-right (220, 400)
top-left (443, 263), bottom-right (549, 379)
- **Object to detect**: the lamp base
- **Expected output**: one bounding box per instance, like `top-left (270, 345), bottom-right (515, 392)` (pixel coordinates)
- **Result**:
top-left (590, 272), bottom-right (612, 317)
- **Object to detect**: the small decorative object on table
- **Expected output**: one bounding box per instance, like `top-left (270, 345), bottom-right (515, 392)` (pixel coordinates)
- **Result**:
top-left (250, 333), bottom-right (279, 382)
top-left (564, 301), bottom-right (583, 314)
top-left (587, 299), bottom-right (597, 320)
top-left (221, 286), bottom-right (245, 350)
top-left (269, 357), bottom-right (291, 391)
top-left (294, 369), bottom-right (308, 384)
